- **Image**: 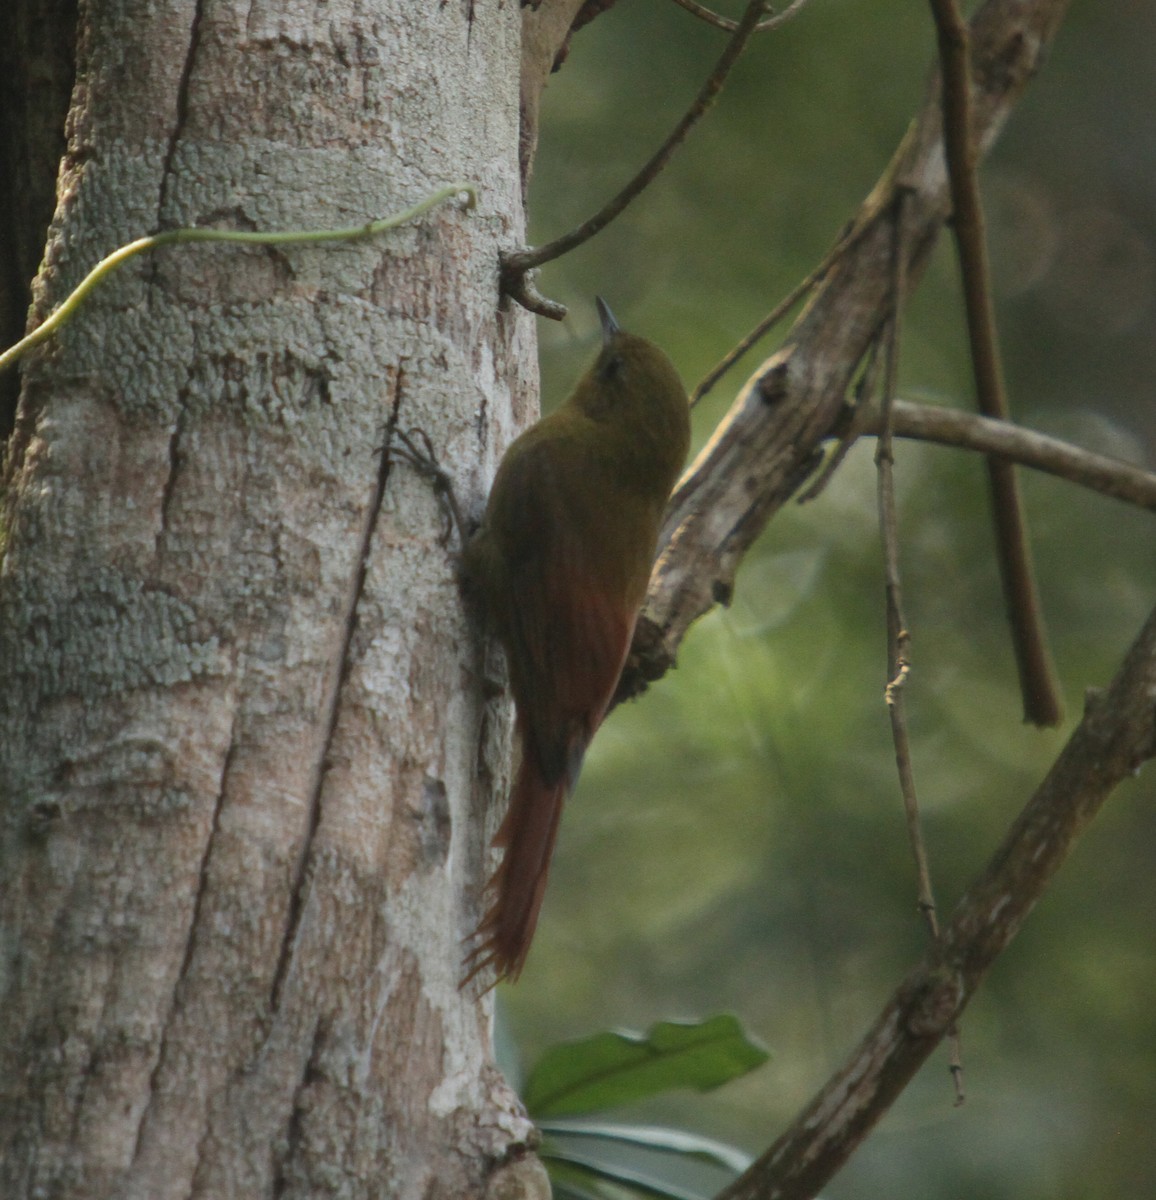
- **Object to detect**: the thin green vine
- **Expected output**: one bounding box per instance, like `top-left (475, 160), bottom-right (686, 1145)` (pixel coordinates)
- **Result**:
top-left (0, 182), bottom-right (478, 376)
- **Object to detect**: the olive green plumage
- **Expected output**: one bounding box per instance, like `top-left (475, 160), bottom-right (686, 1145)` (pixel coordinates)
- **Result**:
top-left (462, 299), bottom-right (690, 984)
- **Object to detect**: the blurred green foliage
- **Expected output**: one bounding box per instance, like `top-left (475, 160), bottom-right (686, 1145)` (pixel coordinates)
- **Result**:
top-left (502, 1), bottom-right (1156, 1197)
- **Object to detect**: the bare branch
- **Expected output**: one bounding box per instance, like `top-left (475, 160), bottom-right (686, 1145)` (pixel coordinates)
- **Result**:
top-left (929, 0), bottom-right (1062, 727)
top-left (502, 0), bottom-right (770, 317)
top-left (569, 0), bottom-right (620, 34)
top-left (669, 0), bottom-right (811, 34)
top-left (691, 216), bottom-right (878, 407)
top-left (621, 0), bottom-right (1075, 704)
top-left (714, 601), bottom-right (1156, 1200)
top-left (874, 191), bottom-right (965, 1103)
top-left (550, 0), bottom-right (623, 74)
top-left (874, 190), bottom-right (942, 941)
top-left (502, 268), bottom-right (568, 321)
top-left (869, 400), bottom-right (1156, 512)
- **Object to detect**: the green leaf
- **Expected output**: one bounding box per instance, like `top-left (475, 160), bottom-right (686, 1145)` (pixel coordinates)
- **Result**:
top-left (542, 1149), bottom-right (713, 1200)
top-left (549, 1175), bottom-right (606, 1200)
top-left (523, 1014), bottom-right (769, 1119)
top-left (539, 1120), bottom-right (754, 1174)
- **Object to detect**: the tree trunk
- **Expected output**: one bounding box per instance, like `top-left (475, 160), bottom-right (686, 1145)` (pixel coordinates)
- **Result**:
top-left (0, 2), bottom-right (551, 1196)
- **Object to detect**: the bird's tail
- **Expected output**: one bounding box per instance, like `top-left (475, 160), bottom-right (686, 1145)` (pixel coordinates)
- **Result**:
top-left (462, 745), bottom-right (573, 988)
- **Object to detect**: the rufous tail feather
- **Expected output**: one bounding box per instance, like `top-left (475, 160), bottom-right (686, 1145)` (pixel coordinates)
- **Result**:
top-left (462, 748), bottom-right (569, 988)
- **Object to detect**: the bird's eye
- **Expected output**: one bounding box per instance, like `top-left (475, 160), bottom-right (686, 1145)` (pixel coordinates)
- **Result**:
top-left (599, 353), bottom-right (626, 382)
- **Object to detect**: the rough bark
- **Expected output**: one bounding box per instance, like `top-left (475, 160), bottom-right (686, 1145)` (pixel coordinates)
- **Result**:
top-left (0, 1), bottom-right (565, 1197)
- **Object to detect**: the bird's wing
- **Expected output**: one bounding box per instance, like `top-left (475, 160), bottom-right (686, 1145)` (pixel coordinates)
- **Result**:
top-left (464, 433), bottom-right (637, 984)
top-left (489, 432), bottom-right (635, 782)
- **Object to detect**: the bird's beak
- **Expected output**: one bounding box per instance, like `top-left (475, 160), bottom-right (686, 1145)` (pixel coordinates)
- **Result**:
top-left (595, 296), bottom-right (619, 345)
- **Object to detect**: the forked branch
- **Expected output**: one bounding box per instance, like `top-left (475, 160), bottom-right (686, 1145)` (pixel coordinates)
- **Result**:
top-left (621, 0), bottom-right (1076, 704)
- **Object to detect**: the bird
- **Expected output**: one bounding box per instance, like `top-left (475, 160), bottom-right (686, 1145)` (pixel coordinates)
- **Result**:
top-left (460, 297), bottom-right (690, 985)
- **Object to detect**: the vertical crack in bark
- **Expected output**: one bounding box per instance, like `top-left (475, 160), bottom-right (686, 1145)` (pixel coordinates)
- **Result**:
top-left (65, 841), bottom-right (137, 1150)
top-left (269, 1017), bottom-right (325, 1199)
top-left (128, 712), bottom-right (240, 1169)
top-left (267, 363), bottom-right (408, 1014)
top-left (158, 0), bottom-right (205, 215)
top-left (156, 395), bottom-right (189, 550)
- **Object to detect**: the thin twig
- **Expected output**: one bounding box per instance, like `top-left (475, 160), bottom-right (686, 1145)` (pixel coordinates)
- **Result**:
top-left (692, 278), bottom-right (812, 407)
top-left (692, 212), bottom-right (879, 406)
top-left (670, 0), bottom-right (811, 34)
top-left (863, 400), bottom-right (1156, 513)
top-left (929, 0), bottom-right (1062, 727)
top-left (501, 0), bottom-right (770, 318)
top-left (875, 188), bottom-right (965, 1103)
top-left (714, 599), bottom-right (1156, 1200)
top-left (0, 184), bottom-right (478, 376)
top-left (874, 190), bottom-right (940, 941)
top-left (621, 0), bottom-right (1074, 708)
